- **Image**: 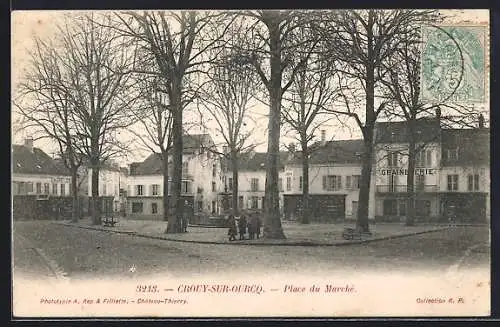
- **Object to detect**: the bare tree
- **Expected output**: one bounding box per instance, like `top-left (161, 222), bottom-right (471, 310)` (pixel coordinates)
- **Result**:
top-left (281, 45), bottom-right (342, 224)
top-left (129, 73), bottom-right (173, 221)
top-left (61, 13), bottom-right (139, 225)
top-left (113, 11), bottom-right (233, 233)
top-left (379, 23), bottom-right (487, 226)
top-left (195, 18), bottom-right (260, 217)
top-left (14, 35), bottom-right (86, 223)
top-left (319, 9), bottom-right (438, 232)
top-left (238, 10), bottom-right (322, 239)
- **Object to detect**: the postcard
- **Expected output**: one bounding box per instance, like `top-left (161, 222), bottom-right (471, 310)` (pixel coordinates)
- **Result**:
top-left (11, 9), bottom-right (490, 318)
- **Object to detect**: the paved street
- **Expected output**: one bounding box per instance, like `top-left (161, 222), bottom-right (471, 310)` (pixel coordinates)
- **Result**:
top-left (12, 221), bottom-right (490, 281)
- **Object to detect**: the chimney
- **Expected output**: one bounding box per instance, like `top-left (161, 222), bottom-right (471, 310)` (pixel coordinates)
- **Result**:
top-left (321, 130), bottom-right (326, 143)
top-left (435, 107), bottom-right (441, 120)
top-left (478, 114), bottom-right (484, 128)
top-left (24, 137), bottom-right (34, 152)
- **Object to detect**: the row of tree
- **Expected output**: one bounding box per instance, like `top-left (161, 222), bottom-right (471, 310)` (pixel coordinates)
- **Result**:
top-left (14, 10), bottom-right (486, 236)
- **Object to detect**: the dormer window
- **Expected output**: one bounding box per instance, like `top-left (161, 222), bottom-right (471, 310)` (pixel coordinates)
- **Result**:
top-left (446, 148), bottom-right (459, 161)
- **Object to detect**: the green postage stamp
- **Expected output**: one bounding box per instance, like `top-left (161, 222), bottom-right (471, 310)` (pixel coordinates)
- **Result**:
top-left (421, 25), bottom-right (487, 104)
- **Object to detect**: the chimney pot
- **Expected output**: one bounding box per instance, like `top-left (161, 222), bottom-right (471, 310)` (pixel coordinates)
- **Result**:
top-left (24, 138), bottom-right (34, 152)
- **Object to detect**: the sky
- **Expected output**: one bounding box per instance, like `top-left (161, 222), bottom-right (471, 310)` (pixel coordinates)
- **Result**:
top-left (11, 9), bottom-right (490, 167)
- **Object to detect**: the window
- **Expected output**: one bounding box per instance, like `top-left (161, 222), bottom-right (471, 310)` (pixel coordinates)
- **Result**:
top-left (136, 185), bottom-right (144, 196)
top-left (132, 202), bottom-right (143, 213)
top-left (60, 183), bottom-right (65, 195)
top-left (103, 183), bottom-right (107, 195)
top-left (389, 174), bottom-right (397, 192)
top-left (415, 174), bottom-right (425, 191)
top-left (27, 182), bottom-right (34, 193)
top-left (197, 201), bottom-right (203, 212)
top-left (43, 183), bottom-right (50, 194)
top-left (322, 175), bottom-right (342, 191)
top-left (52, 183), bottom-right (58, 195)
top-left (468, 174), bottom-right (480, 191)
top-left (239, 196), bottom-right (244, 209)
top-left (415, 150), bottom-right (433, 167)
top-left (383, 199), bottom-right (398, 215)
top-left (387, 151), bottom-right (398, 167)
top-left (212, 181), bottom-right (216, 192)
top-left (182, 162), bottom-right (189, 174)
top-left (151, 203), bottom-right (158, 214)
top-left (183, 181), bottom-right (191, 193)
top-left (212, 201), bottom-right (216, 214)
top-left (152, 184), bottom-right (159, 196)
top-left (446, 148), bottom-right (459, 161)
top-left (346, 175), bottom-right (360, 189)
top-left (278, 178), bottom-right (284, 192)
top-left (251, 196), bottom-right (259, 209)
top-left (286, 177), bottom-right (292, 191)
top-left (18, 182), bottom-right (25, 194)
top-left (299, 176), bottom-right (303, 191)
top-left (228, 178), bottom-right (233, 191)
top-left (36, 182), bottom-right (42, 194)
top-left (398, 200), bottom-right (406, 216)
top-left (251, 178), bottom-right (259, 192)
top-left (447, 174), bottom-right (459, 191)
top-left (212, 164), bottom-right (216, 177)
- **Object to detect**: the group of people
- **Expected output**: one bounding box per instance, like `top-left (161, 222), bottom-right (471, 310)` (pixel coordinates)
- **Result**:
top-left (227, 213), bottom-right (262, 241)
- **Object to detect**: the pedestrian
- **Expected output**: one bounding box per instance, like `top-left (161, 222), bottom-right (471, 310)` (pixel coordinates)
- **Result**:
top-left (255, 216), bottom-right (262, 239)
top-left (227, 214), bottom-right (237, 241)
top-left (182, 214), bottom-right (189, 233)
top-left (238, 214), bottom-right (247, 240)
top-left (248, 215), bottom-right (256, 240)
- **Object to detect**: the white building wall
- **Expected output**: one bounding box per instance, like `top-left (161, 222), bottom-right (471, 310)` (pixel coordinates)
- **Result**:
top-left (283, 164), bottom-right (376, 219)
top-left (12, 173), bottom-right (71, 196)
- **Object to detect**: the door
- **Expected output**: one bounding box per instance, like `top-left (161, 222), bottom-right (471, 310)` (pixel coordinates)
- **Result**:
top-left (352, 201), bottom-right (358, 220)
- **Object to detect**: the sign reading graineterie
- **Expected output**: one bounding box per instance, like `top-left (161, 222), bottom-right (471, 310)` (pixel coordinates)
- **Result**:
top-left (379, 168), bottom-right (435, 176)
top-left (51, 177), bottom-right (71, 183)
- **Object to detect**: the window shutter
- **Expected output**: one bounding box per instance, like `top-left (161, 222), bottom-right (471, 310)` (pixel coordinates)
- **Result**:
top-left (149, 185), bottom-right (153, 196)
top-left (346, 176), bottom-right (351, 189)
top-left (337, 176), bottom-right (342, 189)
top-left (322, 176), bottom-right (327, 190)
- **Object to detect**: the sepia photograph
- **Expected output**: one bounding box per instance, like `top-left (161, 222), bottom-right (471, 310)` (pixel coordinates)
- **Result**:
top-left (10, 8), bottom-right (490, 318)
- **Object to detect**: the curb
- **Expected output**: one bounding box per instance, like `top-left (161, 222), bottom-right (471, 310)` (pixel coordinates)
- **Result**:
top-left (54, 222), bottom-right (451, 247)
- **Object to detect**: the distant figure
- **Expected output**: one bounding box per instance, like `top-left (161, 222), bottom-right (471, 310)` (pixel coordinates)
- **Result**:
top-left (255, 216), bottom-right (262, 239)
top-left (227, 214), bottom-right (237, 241)
top-left (182, 215), bottom-right (189, 233)
top-left (238, 214), bottom-right (247, 240)
top-left (248, 214), bottom-right (259, 240)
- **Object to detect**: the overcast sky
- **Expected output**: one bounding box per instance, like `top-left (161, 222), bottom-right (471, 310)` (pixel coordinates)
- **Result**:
top-left (11, 9), bottom-right (489, 167)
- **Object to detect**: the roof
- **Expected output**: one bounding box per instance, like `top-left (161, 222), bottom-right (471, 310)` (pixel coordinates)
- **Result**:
top-left (375, 118), bottom-right (441, 144)
top-left (129, 134), bottom-right (215, 175)
top-left (441, 128), bottom-right (489, 166)
top-left (288, 139), bottom-right (365, 165)
top-left (227, 152), bottom-right (290, 172)
top-left (12, 145), bottom-right (70, 176)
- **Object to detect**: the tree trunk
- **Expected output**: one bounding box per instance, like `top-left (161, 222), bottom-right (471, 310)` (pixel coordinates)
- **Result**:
top-left (263, 21), bottom-right (286, 239)
top-left (231, 151), bottom-right (239, 216)
top-left (166, 81), bottom-right (183, 234)
top-left (356, 11), bottom-right (375, 233)
top-left (91, 165), bottom-right (100, 225)
top-left (70, 166), bottom-right (79, 223)
top-left (301, 140), bottom-right (310, 224)
top-left (162, 154), bottom-right (169, 222)
top-left (406, 122), bottom-right (417, 226)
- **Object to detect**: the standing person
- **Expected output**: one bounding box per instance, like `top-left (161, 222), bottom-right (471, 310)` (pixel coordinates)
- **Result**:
top-left (248, 214), bottom-right (256, 240)
top-left (227, 214), bottom-right (237, 241)
top-left (255, 215), bottom-right (262, 239)
top-left (238, 214), bottom-right (247, 240)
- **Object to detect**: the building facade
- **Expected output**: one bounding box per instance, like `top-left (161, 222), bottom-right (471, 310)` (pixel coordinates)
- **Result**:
top-left (87, 162), bottom-right (128, 214)
top-left (283, 140), bottom-right (376, 222)
top-left (126, 134), bottom-right (223, 220)
top-left (12, 139), bottom-right (73, 220)
top-left (222, 152), bottom-right (289, 213)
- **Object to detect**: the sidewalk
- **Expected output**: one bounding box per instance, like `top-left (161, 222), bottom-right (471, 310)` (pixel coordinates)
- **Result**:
top-left (54, 218), bottom-right (451, 246)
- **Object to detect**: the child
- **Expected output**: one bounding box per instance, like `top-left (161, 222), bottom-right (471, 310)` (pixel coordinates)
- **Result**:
top-left (227, 214), bottom-right (237, 241)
